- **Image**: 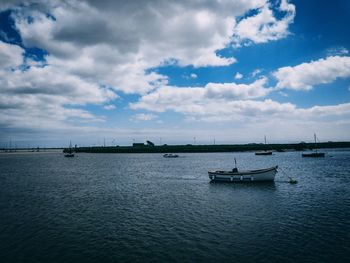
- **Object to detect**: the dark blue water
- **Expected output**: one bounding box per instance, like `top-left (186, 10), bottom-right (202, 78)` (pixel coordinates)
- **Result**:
top-left (1, 151), bottom-right (349, 262)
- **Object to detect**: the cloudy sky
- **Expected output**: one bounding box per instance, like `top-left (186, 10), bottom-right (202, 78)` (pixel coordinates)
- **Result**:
top-left (0, 0), bottom-right (350, 147)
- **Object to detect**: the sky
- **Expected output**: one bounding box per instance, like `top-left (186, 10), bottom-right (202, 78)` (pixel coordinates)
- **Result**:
top-left (0, 0), bottom-right (350, 147)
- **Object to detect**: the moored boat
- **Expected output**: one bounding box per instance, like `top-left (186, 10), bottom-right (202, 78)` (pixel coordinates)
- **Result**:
top-left (163, 153), bottom-right (179, 158)
top-left (302, 133), bottom-right (325, 158)
top-left (64, 141), bottom-right (75, 157)
top-left (208, 166), bottom-right (278, 182)
top-left (255, 151), bottom-right (273, 155)
top-left (255, 135), bottom-right (273, 155)
top-left (302, 152), bottom-right (325, 157)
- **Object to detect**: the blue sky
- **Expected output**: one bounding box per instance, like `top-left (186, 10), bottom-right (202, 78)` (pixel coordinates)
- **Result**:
top-left (0, 0), bottom-right (350, 147)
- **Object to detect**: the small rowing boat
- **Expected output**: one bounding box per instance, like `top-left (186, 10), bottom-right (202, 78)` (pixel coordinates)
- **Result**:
top-left (208, 166), bottom-right (278, 182)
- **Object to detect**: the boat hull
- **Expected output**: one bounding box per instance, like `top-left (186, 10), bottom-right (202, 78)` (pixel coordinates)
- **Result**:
top-left (255, 151), bottom-right (273, 155)
top-left (302, 152), bottom-right (325, 157)
top-left (163, 154), bottom-right (179, 158)
top-left (208, 166), bottom-right (278, 182)
top-left (64, 153), bottom-right (75, 157)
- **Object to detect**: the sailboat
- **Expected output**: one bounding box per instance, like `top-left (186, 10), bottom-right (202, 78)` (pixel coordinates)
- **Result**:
top-left (302, 133), bottom-right (325, 157)
top-left (255, 136), bottom-right (273, 155)
top-left (64, 141), bottom-right (75, 157)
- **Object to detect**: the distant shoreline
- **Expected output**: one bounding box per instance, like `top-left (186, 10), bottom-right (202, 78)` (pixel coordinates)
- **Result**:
top-left (0, 149), bottom-right (63, 154)
top-left (64, 141), bottom-right (350, 154)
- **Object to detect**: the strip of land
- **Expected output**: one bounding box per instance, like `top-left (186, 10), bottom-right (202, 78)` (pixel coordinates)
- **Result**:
top-left (64, 141), bottom-right (350, 154)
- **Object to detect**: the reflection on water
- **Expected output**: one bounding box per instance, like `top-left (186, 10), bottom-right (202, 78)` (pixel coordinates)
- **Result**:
top-left (209, 180), bottom-right (277, 190)
top-left (0, 150), bottom-right (349, 262)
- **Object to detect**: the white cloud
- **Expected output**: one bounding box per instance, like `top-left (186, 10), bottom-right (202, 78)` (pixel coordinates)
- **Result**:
top-left (7, 0), bottom-right (295, 96)
top-left (0, 65), bottom-right (116, 105)
top-left (0, 41), bottom-right (23, 68)
top-left (205, 77), bottom-right (270, 99)
top-left (234, 72), bottom-right (243, 79)
top-left (131, 70), bottom-right (350, 125)
top-left (131, 78), bottom-right (271, 113)
top-left (274, 56), bottom-right (350, 90)
top-left (132, 85), bottom-right (350, 125)
top-left (103, 105), bottom-right (116, 110)
top-left (326, 46), bottom-right (349, 56)
top-left (190, 73), bottom-right (197, 79)
top-left (131, 113), bottom-right (158, 122)
top-left (299, 103), bottom-right (350, 117)
top-left (232, 0), bottom-right (295, 47)
top-left (278, 91), bottom-right (288, 97)
top-left (251, 69), bottom-right (262, 77)
top-left (0, 0), bottom-right (303, 142)
top-left (0, 42), bottom-right (117, 130)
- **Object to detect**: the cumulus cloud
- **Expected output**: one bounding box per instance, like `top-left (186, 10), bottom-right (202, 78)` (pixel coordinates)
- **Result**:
top-left (232, 0), bottom-right (295, 46)
top-left (299, 103), bottom-right (350, 117)
top-left (132, 85), bottom-right (350, 124)
top-left (131, 113), bottom-right (158, 122)
top-left (274, 56), bottom-right (350, 90)
top-left (190, 73), bottom-right (198, 79)
top-left (326, 47), bottom-right (349, 56)
top-left (251, 69), bottom-right (262, 77)
top-left (234, 72), bottom-right (243, 79)
top-left (0, 41), bottom-right (117, 131)
top-left (131, 71), bottom-right (350, 125)
top-left (131, 78), bottom-right (271, 113)
top-left (0, 0), bottom-right (302, 142)
top-left (103, 105), bottom-right (116, 110)
top-left (0, 41), bottom-right (23, 68)
top-left (8, 0), bottom-right (296, 94)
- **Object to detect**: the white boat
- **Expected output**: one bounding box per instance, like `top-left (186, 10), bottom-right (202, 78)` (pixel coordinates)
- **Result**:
top-left (208, 166), bottom-right (278, 182)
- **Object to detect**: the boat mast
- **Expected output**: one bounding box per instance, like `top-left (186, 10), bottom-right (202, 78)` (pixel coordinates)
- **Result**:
top-left (314, 133), bottom-right (318, 154)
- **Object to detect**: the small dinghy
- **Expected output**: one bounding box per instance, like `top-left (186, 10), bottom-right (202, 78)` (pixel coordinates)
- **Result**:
top-left (208, 165), bottom-right (278, 182)
top-left (163, 153), bottom-right (179, 158)
top-left (255, 151), bottom-right (273, 155)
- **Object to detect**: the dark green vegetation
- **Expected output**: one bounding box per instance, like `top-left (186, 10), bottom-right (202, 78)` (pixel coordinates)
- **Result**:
top-left (66, 141), bottom-right (350, 154)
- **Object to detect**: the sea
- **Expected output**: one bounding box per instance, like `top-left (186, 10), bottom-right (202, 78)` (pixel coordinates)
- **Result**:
top-left (0, 150), bottom-right (349, 262)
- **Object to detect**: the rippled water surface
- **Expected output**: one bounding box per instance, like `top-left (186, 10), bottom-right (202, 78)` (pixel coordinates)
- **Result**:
top-left (1, 151), bottom-right (349, 262)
